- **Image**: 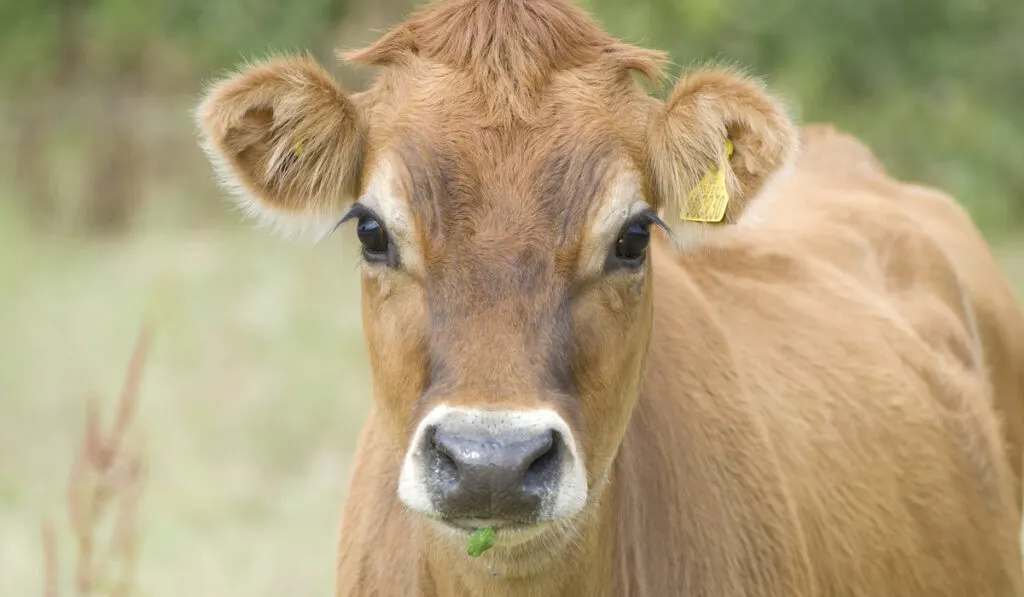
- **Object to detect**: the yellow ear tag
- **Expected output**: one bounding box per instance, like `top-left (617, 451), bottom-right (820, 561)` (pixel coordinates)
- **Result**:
top-left (680, 138), bottom-right (734, 223)
top-left (293, 138), bottom-right (304, 158)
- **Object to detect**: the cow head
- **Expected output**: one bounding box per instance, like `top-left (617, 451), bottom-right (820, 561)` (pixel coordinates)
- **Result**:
top-left (195, 0), bottom-right (796, 560)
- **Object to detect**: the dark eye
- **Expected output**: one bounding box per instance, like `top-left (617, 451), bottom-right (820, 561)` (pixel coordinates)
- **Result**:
top-left (356, 215), bottom-right (390, 261)
top-left (337, 203), bottom-right (396, 266)
top-left (614, 220), bottom-right (651, 264)
top-left (357, 215), bottom-right (388, 252)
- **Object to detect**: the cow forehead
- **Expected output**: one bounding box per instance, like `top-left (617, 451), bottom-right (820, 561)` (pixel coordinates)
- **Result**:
top-left (400, 129), bottom-right (624, 237)
top-left (370, 64), bottom-right (636, 203)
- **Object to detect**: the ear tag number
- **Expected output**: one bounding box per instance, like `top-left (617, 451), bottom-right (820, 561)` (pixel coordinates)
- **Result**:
top-left (680, 138), bottom-right (734, 223)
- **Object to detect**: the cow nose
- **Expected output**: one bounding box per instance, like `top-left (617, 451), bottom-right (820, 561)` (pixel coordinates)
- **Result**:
top-left (426, 426), bottom-right (562, 521)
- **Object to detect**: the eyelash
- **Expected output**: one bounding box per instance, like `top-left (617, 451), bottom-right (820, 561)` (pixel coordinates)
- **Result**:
top-left (338, 203), bottom-right (374, 227)
top-left (629, 209), bottom-right (666, 231)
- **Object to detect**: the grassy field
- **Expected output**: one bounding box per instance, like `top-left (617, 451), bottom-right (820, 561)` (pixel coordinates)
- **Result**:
top-left (3, 197), bottom-right (1024, 597)
top-left (1, 206), bottom-right (374, 596)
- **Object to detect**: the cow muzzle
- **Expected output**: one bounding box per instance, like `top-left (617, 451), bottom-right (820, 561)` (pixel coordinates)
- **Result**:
top-left (397, 406), bottom-right (588, 533)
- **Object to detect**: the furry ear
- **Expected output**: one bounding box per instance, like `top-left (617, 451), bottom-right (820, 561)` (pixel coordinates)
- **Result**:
top-left (195, 54), bottom-right (366, 239)
top-left (647, 66), bottom-right (798, 246)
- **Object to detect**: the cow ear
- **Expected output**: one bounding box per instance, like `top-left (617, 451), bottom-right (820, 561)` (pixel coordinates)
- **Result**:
top-left (195, 54), bottom-right (366, 239)
top-left (647, 66), bottom-right (798, 247)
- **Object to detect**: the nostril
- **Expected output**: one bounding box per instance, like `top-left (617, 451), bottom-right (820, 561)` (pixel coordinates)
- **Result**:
top-left (523, 430), bottom-right (561, 489)
top-left (428, 427), bottom-right (460, 484)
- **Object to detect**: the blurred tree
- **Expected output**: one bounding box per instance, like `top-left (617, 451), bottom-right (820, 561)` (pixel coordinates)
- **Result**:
top-left (582, 0), bottom-right (1024, 234)
top-left (1, 0), bottom-right (1020, 236)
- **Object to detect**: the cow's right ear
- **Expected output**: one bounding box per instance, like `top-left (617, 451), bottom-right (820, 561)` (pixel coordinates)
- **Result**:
top-left (195, 54), bottom-right (366, 238)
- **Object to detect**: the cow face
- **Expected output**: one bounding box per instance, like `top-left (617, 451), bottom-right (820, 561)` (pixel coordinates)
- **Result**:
top-left (195, 0), bottom-right (795, 554)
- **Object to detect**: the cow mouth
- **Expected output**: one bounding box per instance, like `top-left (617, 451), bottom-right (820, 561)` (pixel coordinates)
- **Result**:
top-left (427, 516), bottom-right (552, 546)
top-left (448, 517), bottom-right (532, 532)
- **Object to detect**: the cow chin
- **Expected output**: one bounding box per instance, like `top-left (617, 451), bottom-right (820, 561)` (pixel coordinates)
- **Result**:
top-left (396, 405), bottom-right (589, 546)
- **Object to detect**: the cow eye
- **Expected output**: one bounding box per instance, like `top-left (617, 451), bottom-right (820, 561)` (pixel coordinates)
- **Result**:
top-left (616, 221), bottom-right (650, 261)
top-left (607, 209), bottom-right (663, 272)
top-left (356, 215), bottom-right (390, 259)
top-left (338, 203), bottom-right (395, 266)
top-left (614, 219), bottom-right (652, 267)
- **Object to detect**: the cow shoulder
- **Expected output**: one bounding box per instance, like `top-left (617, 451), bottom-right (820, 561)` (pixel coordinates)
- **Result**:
top-left (762, 126), bottom-right (986, 375)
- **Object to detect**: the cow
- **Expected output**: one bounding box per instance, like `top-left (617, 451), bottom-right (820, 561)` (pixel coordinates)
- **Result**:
top-left (193, 0), bottom-right (1024, 595)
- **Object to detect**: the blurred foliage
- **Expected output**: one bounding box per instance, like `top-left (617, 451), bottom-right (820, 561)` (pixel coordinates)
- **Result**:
top-left (1, 0), bottom-right (1022, 237)
top-left (582, 0), bottom-right (1024, 236)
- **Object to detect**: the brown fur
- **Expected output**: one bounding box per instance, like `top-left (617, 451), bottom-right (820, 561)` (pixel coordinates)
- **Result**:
top-left (194, 0), bottom-right (1024, 595)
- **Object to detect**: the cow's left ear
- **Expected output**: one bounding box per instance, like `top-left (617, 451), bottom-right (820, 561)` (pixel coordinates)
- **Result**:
top-left (647, 67), bottom-right (798, 246)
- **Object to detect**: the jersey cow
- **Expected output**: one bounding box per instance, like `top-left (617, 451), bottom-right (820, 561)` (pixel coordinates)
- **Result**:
top-left (194, 0), bottom-right (1024, 595)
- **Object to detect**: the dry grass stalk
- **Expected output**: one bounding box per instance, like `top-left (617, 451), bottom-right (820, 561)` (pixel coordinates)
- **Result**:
top-left (42, 522), bottom-right (59, 597)
top-left (44, 327), bottom-right (152, 597)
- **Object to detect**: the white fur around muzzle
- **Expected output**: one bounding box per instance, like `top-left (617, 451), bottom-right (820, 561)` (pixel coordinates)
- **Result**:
top-left (397, 405), bottom-right (589, 522)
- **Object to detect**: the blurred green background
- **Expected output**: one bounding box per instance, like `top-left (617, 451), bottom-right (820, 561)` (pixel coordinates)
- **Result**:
top-left (2, 0), bottom-right (1023, 595)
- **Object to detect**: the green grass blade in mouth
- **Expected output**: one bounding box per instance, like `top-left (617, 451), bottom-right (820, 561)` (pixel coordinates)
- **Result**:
top-left (467, 526), bottom-right (496, 557)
